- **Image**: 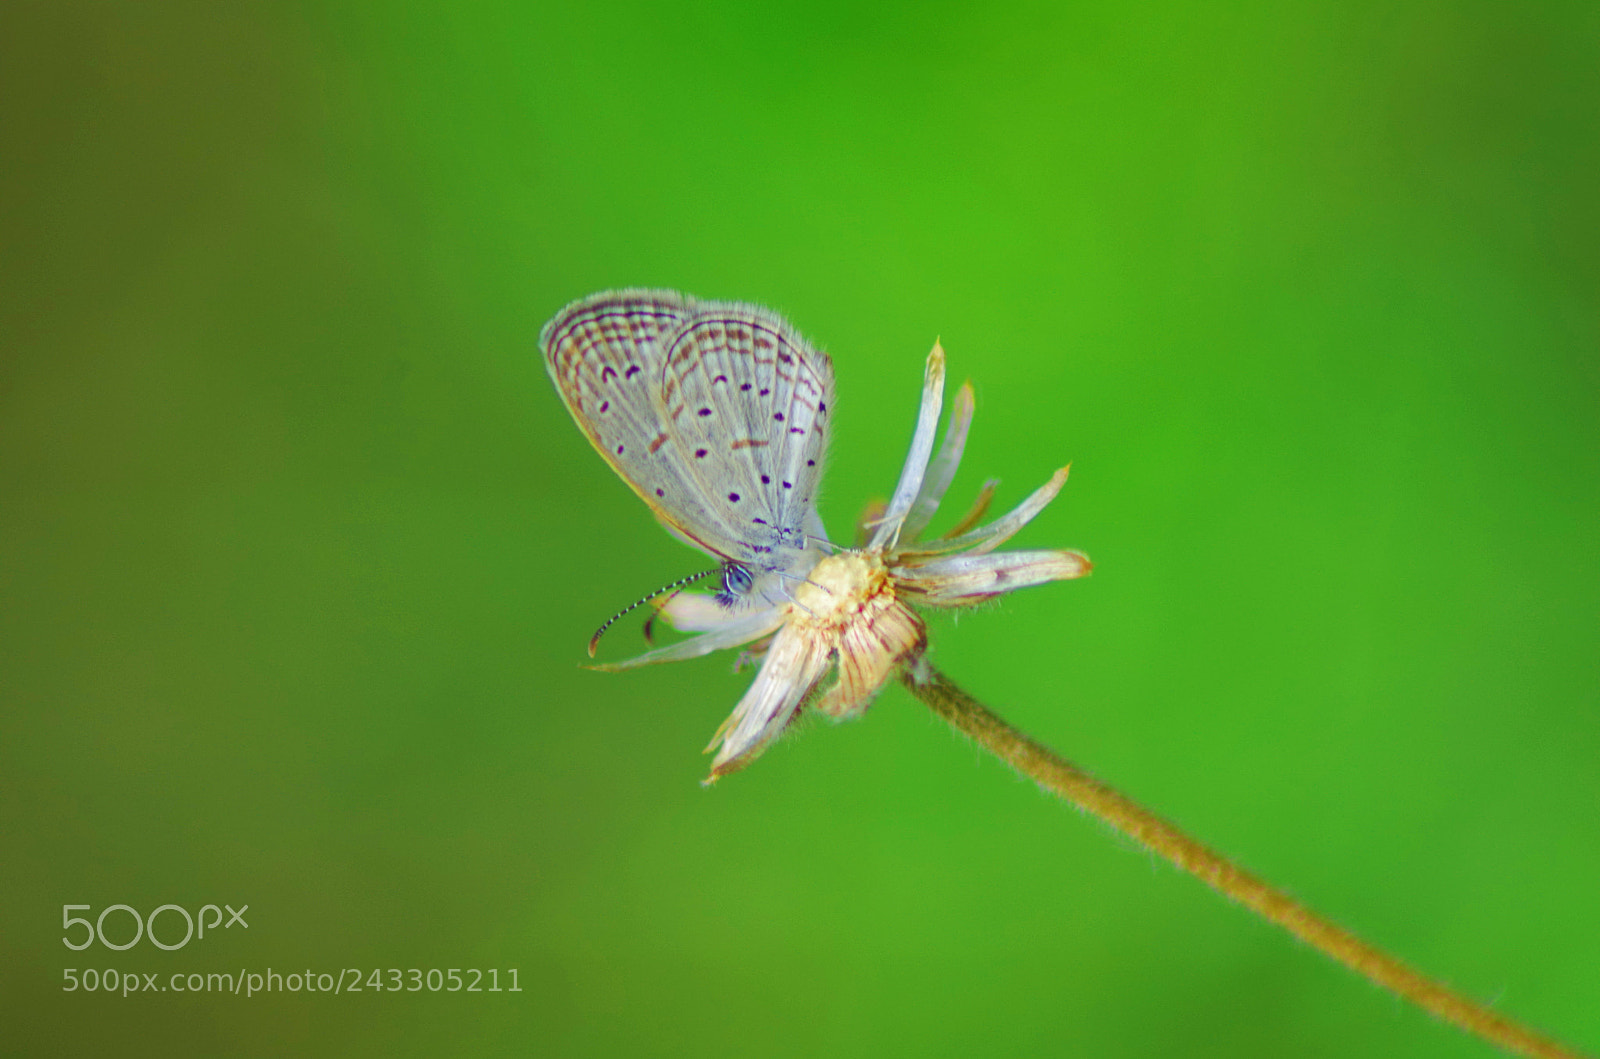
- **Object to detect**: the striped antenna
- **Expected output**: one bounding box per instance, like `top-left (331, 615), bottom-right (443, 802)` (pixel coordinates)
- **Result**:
top-left (588, 567), bottom-right (720, 657)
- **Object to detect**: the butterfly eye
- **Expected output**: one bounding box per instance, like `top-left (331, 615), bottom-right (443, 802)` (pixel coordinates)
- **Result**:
top-left (720, 563), bottom-right (755, 598)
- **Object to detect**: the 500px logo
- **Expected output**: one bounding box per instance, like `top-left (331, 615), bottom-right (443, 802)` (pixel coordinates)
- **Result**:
top-left (62, 904), bottom-right (248, 951)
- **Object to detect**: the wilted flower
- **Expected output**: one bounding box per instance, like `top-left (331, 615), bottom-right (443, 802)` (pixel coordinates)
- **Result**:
top-left (597, 343), bottom-right (1091, 780)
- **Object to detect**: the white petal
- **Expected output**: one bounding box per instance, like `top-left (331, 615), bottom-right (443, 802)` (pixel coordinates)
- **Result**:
top-left (589, 606), bottom-right (787, 671)
top-left (655, 591), bottom-right (750, 632)
top-left (869, 342), bottom-right (946, 550)
top-left (706, 623), bottom-right (833, 778)
top-left (899, 380), bottom-right (975, 542)
top-left (896, 548), bottom-right (1092, 606)
top-left (897, 466), bottom-right (1070, 558)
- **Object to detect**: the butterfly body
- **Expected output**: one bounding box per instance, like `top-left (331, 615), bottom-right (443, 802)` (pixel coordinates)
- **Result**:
top-left (541, 290), bottom-right (834, 613)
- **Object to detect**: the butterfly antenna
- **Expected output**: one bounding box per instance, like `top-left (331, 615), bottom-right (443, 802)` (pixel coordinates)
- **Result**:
top-left (588, 567), bottom-right (719, 657)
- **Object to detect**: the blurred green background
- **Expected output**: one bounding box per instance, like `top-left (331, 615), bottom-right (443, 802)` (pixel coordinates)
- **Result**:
top-left (3, 2), bottom-right (1596, 1056)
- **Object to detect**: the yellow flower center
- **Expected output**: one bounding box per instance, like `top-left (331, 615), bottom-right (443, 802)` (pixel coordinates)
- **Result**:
top-left (792, 551), bottom-right (890, 629)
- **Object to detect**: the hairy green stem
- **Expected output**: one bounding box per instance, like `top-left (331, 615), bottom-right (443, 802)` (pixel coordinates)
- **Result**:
top-left (902, 666), bottom-right (1588, 1059)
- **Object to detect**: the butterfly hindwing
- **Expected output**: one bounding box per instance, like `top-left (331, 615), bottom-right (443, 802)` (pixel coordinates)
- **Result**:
top-left (659, 304), bottom-right (833, 570)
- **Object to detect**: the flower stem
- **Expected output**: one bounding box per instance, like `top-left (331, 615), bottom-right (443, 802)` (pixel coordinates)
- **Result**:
top-left (902, 666), bottom-right (1589, 1059)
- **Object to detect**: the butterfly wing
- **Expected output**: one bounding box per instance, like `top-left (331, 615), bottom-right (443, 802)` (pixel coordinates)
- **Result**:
top-left (541, 290), bottom-right (727, 552)
top-left (541, 290), bottom-right (832, 574)
top-left (657, 302), bottom-right (833, 574)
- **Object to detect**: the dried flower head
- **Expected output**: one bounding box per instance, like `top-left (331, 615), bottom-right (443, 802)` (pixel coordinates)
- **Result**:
top-left (596, 343), bottom-right (1091, 780)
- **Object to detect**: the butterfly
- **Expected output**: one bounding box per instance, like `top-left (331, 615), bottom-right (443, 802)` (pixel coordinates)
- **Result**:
top-left (540, 290), bottom-right (835, 626)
